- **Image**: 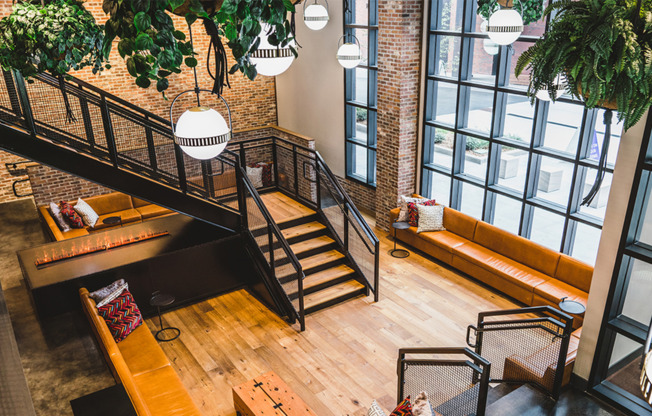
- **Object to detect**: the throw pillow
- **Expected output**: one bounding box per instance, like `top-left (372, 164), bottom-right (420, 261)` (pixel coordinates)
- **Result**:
top-left (90, 279), bottom-right (129, 308)
top-left (368, 400), bottom-right (387, 416)
top-left (74, 198), bottom-right (100, 228)
top-left (412, 392), bottom-right (434, 416)
top-left (97, 289), bottom-right (142, 343)
top-left (250, 162), bottom-right (274, 187)
top-left (246, 165), bottom-right (264, 188)
top-left (49, 202), bottom-right (71, 232)
top-left (398, 196), bottom-right (426, 222)
top-left (407, 199), bottom-right (437, 227)
top-left (59, 201), bottom-right (84, 228)
top-left (417, 205), bottom-right (446, 233)
top-left (390, 397), bottom-right (413, 416)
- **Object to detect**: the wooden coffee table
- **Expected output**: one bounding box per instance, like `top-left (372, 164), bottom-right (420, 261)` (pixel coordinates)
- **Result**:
top-left (232, 371), bottom-right (317, 416)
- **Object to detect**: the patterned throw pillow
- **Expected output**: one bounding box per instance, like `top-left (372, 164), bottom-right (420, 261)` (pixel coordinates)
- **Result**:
top-left (398, 196), bottom-right (426, 222)
top-left (407, 199), bottom-right (437, 226)
top-left (49, 202), bottom-right (70, 232)
top-left (74, 198), bottom-right (100, 228)
top-left (417, 205), bottom-right (446, 233)
top-left (246, 165), bottom-right (264, 188)
top-left (97, 289), bottom-right (143, 343)
top-left (390, 397), bottom-right (413, 416)
top-left (59, 201), bottom-right (84, 228)
top-left (368, 400), bottom-right (387, 416)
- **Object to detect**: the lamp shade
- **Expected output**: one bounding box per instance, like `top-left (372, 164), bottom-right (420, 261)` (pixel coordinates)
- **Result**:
top-left (536, 75), bottom-right (565, 101)
top-left (487, 9), bottom-right (523, 45)
top-left (174, 106), bottom-right (231, 160)
top-left (304, 3), bottom-right (329, 30)
top-left (250, 24), bottom-right (296, 77)
top-left (337, 36), bottom-right (362, 69)
top-left (483, 38), bottom-right (499, 55)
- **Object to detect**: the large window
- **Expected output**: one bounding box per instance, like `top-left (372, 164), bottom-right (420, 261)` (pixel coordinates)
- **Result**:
top-left (344, 0), bottom-right (378, 186)
top-left (589, 113), bottom-right (652, 415)
top-left (420, 0), bottom-right (622, 264)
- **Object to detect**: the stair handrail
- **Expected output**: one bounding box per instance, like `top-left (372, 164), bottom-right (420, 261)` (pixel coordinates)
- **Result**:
top-left (235, 163), bottom-right (306, 331)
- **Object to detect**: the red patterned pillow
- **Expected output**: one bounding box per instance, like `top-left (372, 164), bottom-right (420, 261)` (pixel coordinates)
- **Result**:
top-left (390, 397), bottom-right (413, 416)
top-left (97, 289), bottom-right (143, 343)
top-left (407, 200), bottom-right (437, 226)
top-left (59, 201), bottom-right (84, 228)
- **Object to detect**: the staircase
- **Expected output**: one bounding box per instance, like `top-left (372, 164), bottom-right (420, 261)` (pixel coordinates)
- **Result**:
top-left (0, 70), bottom-right (380, 331)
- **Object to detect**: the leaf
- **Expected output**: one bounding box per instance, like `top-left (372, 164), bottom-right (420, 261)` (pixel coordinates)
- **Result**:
top-left (173, 30), bottom-right (186, 40)
top-left (169, 0), bottom-right (185, 12)
top-left (118, 38), bottom-right (134, 57)
top-left (135, 33), bottom-right (154, 50)
top-left (282, 0), bottom-right (295, 12)
top-left (131, 0), bottom-right (151, 13)
top-left (136, 74), bottom-right (151, 88)
top-left (158, 49), bottom-right (174, 69)
top-left (126, 56), bottom-right (137, 76)
top-left (134, 11), bottom-right (151, 32)
top-left (185, 13), bottom-right (197, 26)
top-left (185, 56), bottom-right (197, 67)
top-left (156, 77), bottom-right (169, 92)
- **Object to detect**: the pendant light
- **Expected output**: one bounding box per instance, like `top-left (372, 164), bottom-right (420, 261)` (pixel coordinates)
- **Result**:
top-left (483, 38), bottom-right (500, 55)
top-left (170, 24), bottom-right (232, 160)
top-left (487, 7), bottom-right (523, 45)
top-left (250, 23), bottom-right (296, 76)
top-left (303, 0), bottom-right (329, 31)
top-left (337, 34), bottom-right (362, 69)
top-left (535, 74), bottom-right (565, 101)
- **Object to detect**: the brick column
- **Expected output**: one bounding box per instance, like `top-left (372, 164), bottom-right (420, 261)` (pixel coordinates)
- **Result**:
top-left (375, 0), bottom-right (423, 230)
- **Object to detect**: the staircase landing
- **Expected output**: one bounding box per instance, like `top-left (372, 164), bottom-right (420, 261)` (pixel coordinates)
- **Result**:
top-left (260, 192), bottom-right (315, 224)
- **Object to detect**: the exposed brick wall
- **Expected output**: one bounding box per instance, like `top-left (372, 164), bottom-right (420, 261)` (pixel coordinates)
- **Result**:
top-left (375, 0), bottom-right (423, 230)
top-left (28, 164), bottom-right (110, 207)
top-left (0, 150), bottom-right (33, 204)
top-left (338, 177), bottom-right (376, 216)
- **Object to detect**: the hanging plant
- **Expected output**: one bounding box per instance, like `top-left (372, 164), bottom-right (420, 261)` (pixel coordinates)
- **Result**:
top-left (0, 0), bottom-right (107, 79)
top-left (514, 0), bottom-right (652, 130)
top-left (477, 0), bottom-right (545, 26)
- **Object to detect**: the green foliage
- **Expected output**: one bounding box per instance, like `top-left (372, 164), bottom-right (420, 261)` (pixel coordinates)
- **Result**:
top-left (213, 0), bottom-right (296, 80)
top-left (356, 107), bottom-right (366, 122)
top-left (0, 0), bottom-right (107, 78)
top-left (477, 0), bottom-right (545, 26)
top-left (465, 136), bottom-right (489, 151)
top-left (515, 0), bottom-right (652, 130)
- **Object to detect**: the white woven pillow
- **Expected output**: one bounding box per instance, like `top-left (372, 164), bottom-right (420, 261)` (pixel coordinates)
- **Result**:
top-left (89, 279), bottom-right (129, 308)
top-left (417, 204), bottom-right (446, 233)
top-left (398, 195), bottom-right (426, 222)
top-left (246, 165), bottom-right (264, 188)
top-left (367, 400), bottom-right (387, 416)
top-left (413, 391), bottom-right (435, 416)
top-left (74, 198), bottom-right (99, 228)
top-left (49, 201), bottom-right (71, 232)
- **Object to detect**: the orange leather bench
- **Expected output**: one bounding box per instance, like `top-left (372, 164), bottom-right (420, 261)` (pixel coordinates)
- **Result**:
top-left (80, 288), bottom-right (201, 416)
top-left (39, 192), bottom-right (175, 241)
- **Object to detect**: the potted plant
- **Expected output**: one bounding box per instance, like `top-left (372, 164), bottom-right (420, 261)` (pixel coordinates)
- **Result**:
top-left (477, 0), bottom-right (545, 26)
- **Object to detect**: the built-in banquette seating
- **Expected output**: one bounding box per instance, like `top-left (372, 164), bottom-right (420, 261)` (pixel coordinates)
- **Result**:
top-left (39, 192), bottom-right (175, 241)
top-left (80, 288), bottom-right (201, 416)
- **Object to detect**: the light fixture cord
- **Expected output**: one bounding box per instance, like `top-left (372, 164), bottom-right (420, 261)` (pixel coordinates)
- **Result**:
top-left (581, 109), bottom-right (612, 206)
top-left (187, 22), bottom-right (201, 106)
top-left (57, 75), bottom-right (77, 124)
top-left (203, 18), bottom-right (230, 96)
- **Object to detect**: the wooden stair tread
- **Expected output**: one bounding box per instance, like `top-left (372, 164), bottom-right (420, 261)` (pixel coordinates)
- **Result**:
top-left (260, 192), bottom-right (315, 224)
top-left (299, 250), bottom-right (345, 270)
top-left (281, 221), bottom-right (326, 240)
top-left (304, 265), bottom-right (356, 288)
top-left (303, 280), bottom-right (365, 309)
top-left (290, 236), bottom-right (335, 254)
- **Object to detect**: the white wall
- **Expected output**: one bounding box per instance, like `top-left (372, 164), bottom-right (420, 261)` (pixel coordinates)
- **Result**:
top-left (574, 110), bottom-right (648, 380)
top-left (276, 2), bottom-right (345, 176)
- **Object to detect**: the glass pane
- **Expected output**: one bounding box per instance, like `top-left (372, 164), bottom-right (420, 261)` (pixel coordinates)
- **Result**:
top-left (470, 38), bottom-right (497, 85)
top-left (465, 87), bottom-right (493, 135)
top-left (368, 29), bottom-right (378, 67)
top-left (368, 149), bottom-right (376, 184)
top-left (507, 41), bottom-right (538, 90)
top-left (501, 94), bottom-right (534, 144)
top-left (534, 157), bottom-right (573, 208)
top-left (530, 207), bottom-right (564, 250)
top-left (368, 69), bottom-right (377, 107)
top-left (496, 146), bottom-right (527, 194)
top-left (637, 175), bottom-right (652, 245)
top-left (351, 28), bottom-right (369, 66)
top-left (426, 170), bottom-right (451, 206)
top-left (621, 256), bottom-right (652, 326)
top-left (347, 142), bottom-right (368, 180)
top-left (346, 105), bottom-right (367, 143)
top-left (605, 332), bottom-right (646, 402)
top-left (433, 0), bottom-right (463, 31)
top-left (493, 194), bottom-right (522, 235)
top-left (462, 136), bottom-right (489, 181)
top-left (459, 181), bottom-right (484, 219)
top-left (578, 169), bottom-right (612, 220)
top-left (542, 102), bottom-right (584, 155)
top-left (349, 68), bottom-right (368, 105)
top-left (571, 222), bottom-right (601, 266)
top-left (435, 35), bottom-right (462, 78)
top-left (425, 80), bottom-right (457, 126)
top-left (349, 0), bottom-right (368, 25)
top-left (590, 109), bottom-right (623, 167)
top-left (367, 110), bottom-right (377, 146)
top-left (424, 126), bottom-right (454, 170)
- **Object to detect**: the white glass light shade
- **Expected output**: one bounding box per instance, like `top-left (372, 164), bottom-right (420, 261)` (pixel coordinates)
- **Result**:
top-left (483, 38), bottom-right (499, 55)
top-left (337, 42), bottom-right (362, 69)
top-left (487, 9), bottom-right (523, 45)
top-left (480, 19), bottom-right (488, 33)
top-left (250, 24), bottom-right (296, 77)
top-left (535, 75), bottom-right (565, 101)
top-left (175, 106), bottom-right (230, 160)
top-left (304, 4), bottom-right (329, 30)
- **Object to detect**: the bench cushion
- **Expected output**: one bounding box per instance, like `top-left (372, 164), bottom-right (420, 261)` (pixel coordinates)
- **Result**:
top-left (118, 324), bottom-right (171, 377)
top-left (135, 204), bottom-right (174, 220)
top-left (533, 278), bottom-right (588, 305)
top-left (94, 209), bottom-right (142, 230)
top-left (133, 365), bottom-right (202, 416)
top-left (419, 230), bottom-right (468, 253)
top-left (85, 192), bottom-right (134, 215)
top-left (442, 207), bottom-right (477, 241)
top-left (555, 255), bottom-right (593, 293)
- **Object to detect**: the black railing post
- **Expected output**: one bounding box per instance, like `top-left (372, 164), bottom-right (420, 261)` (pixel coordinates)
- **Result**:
top-left (13, 72), bottom-right (36, 135)
top-left (144, 117), bottom-right (158, 171)
top-left (267, 224), bottom-right (275, 275)
top-left (344, 202), bottom-right (350, 251)
top-left (272, 137), bottom-right (279, 187)
top-left (173, 143), bottom-right (188, 193)
top-left (234, 164), bottom-right (247, 230)
top-left (552, 316), bottom-right (574, 399)
top-left (239, 142), bottom-right (246, 167)
top-left (374, 242), bottom-right (380, 302)
top-left (293, 145), bottom-right (299, 198)
top-left (201, 160), bottom-right (215, 198)
top-left (3, 71), bottom-right (23, 117)
top-left (99, 96), bottom-right (119, 167)
top-left (298, 272), bottom-right (305, 331)
top-left (78, 93), bottom-right (96, 150)
top-left (316, 163), bottom-right (321, 209)
top-left (476, 353), bottom-right (491, 416)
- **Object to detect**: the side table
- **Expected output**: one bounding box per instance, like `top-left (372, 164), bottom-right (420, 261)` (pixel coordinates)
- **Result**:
top-left (391, 221), bottom-right (411, 258)
top-left (102, 216), bottom-right (122, 227)
top-left (149, 291), bottom-right (180, 342)
top-left (558, 297), bottom-right (586, 315)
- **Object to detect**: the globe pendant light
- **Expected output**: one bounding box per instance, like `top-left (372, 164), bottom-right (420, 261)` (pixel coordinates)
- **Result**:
top-left (303, 0), bottom-right (329, 31)
top-left (250, 23), bottom-right (296, 77)
top-left (535, 74), bottom-right (565, 101)
top-left (487, 8), bottom-right (523, 45)
top-left (337, 35), bottom-right (362, 69)
top-left (483, 38), bottom-right (500, 55)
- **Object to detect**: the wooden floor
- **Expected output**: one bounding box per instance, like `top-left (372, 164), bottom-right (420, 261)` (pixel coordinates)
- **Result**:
top-left (148, 211), bottom-right (522, 416)
top-left (260, 191), bottom-right (315, 223)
